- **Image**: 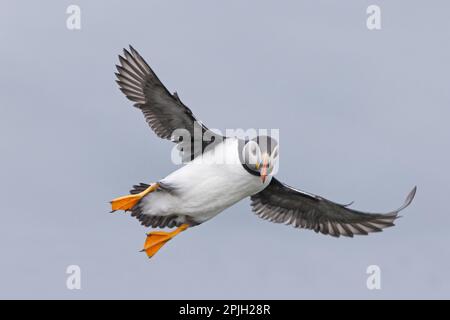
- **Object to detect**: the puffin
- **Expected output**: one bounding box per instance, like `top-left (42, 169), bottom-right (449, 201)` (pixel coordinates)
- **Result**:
top-left (110, 46), bottom-right (417, 259)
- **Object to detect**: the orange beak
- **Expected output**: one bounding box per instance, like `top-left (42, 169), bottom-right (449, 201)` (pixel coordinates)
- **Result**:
top-left (260, 155), bottom-right (269, 183)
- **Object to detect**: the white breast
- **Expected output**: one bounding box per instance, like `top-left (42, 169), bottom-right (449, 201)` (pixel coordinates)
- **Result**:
top-left (140, 138), bottom-right (271, 223)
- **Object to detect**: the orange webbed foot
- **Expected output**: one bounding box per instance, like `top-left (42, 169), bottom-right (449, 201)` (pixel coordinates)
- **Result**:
top-left (110, 183), bottom-right (159, 212)
top-left (142, 224), bottom-right (189, 259)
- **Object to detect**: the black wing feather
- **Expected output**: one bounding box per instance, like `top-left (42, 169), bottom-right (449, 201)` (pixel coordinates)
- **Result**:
top-left (250, 178), bottom-right (416, 238)
top-left (115, 46), bottom-right (223, 161)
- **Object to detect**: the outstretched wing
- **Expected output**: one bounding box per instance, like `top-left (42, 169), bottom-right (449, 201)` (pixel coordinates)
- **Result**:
top-left (115, 46), bottom-right (223, 161)
top-left (250, 178), bottom-right (416, 237)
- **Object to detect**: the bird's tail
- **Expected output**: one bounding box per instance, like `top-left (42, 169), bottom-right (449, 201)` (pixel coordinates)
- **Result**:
top-left (110, 183), bottom-right (158, 212)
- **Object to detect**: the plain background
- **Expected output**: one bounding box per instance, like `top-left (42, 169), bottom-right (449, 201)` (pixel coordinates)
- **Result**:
top-left (0, 1), bottom-right (449, 299)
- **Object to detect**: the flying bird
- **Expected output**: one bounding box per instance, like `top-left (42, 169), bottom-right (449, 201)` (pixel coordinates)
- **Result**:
top-left (110, 46), bottom-right (416, 259)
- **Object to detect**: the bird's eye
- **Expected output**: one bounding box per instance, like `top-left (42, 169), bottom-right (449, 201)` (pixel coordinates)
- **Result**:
top-left (242, 141), bottom-right (262, 169)
top-left (250, 144), bottom-right (257, 156)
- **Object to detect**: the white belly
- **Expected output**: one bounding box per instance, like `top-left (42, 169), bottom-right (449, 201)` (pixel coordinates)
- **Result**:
top-left (139, 138), bottom-right (271, 223)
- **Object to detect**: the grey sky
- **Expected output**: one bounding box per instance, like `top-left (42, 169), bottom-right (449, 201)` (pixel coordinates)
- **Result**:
top-left (0, 0), bottom-right (449, 299)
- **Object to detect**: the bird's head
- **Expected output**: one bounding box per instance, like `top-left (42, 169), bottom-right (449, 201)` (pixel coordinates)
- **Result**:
top-left (241, 136), bottom-right (279, 183)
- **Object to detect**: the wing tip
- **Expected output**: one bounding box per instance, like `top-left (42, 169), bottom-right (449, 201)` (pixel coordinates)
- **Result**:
top-left (128, 44), bottom-right (138, 56)
top-left (400, 185), bottom-right (417, 211)
top-left (120, 44), bottom-right (136, 59)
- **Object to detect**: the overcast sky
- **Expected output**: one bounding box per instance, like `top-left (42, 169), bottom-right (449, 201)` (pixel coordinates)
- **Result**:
top-left (1, 1), bottom-right (449, 299)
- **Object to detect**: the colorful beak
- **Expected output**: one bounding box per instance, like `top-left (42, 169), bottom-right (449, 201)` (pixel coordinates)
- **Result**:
top-left (260, 154), bottom-right (269, 183)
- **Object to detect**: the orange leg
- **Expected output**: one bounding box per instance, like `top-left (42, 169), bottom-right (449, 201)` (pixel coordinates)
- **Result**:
top-left (142, 224), bottom-right (189, 259)
top-left (110, 183), bottom-right (159, 212)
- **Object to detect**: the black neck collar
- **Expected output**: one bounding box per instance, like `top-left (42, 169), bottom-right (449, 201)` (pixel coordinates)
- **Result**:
top-left (242, 163), bottom-right (261, 177)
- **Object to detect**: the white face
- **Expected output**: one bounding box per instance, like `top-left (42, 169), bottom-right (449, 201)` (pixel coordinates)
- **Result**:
top-left (268, 145), bottom-right (279, 175)
top-left (242, 140), bottom-right (262, 170)
top-left (242, 141), bottom-right (279, 182)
